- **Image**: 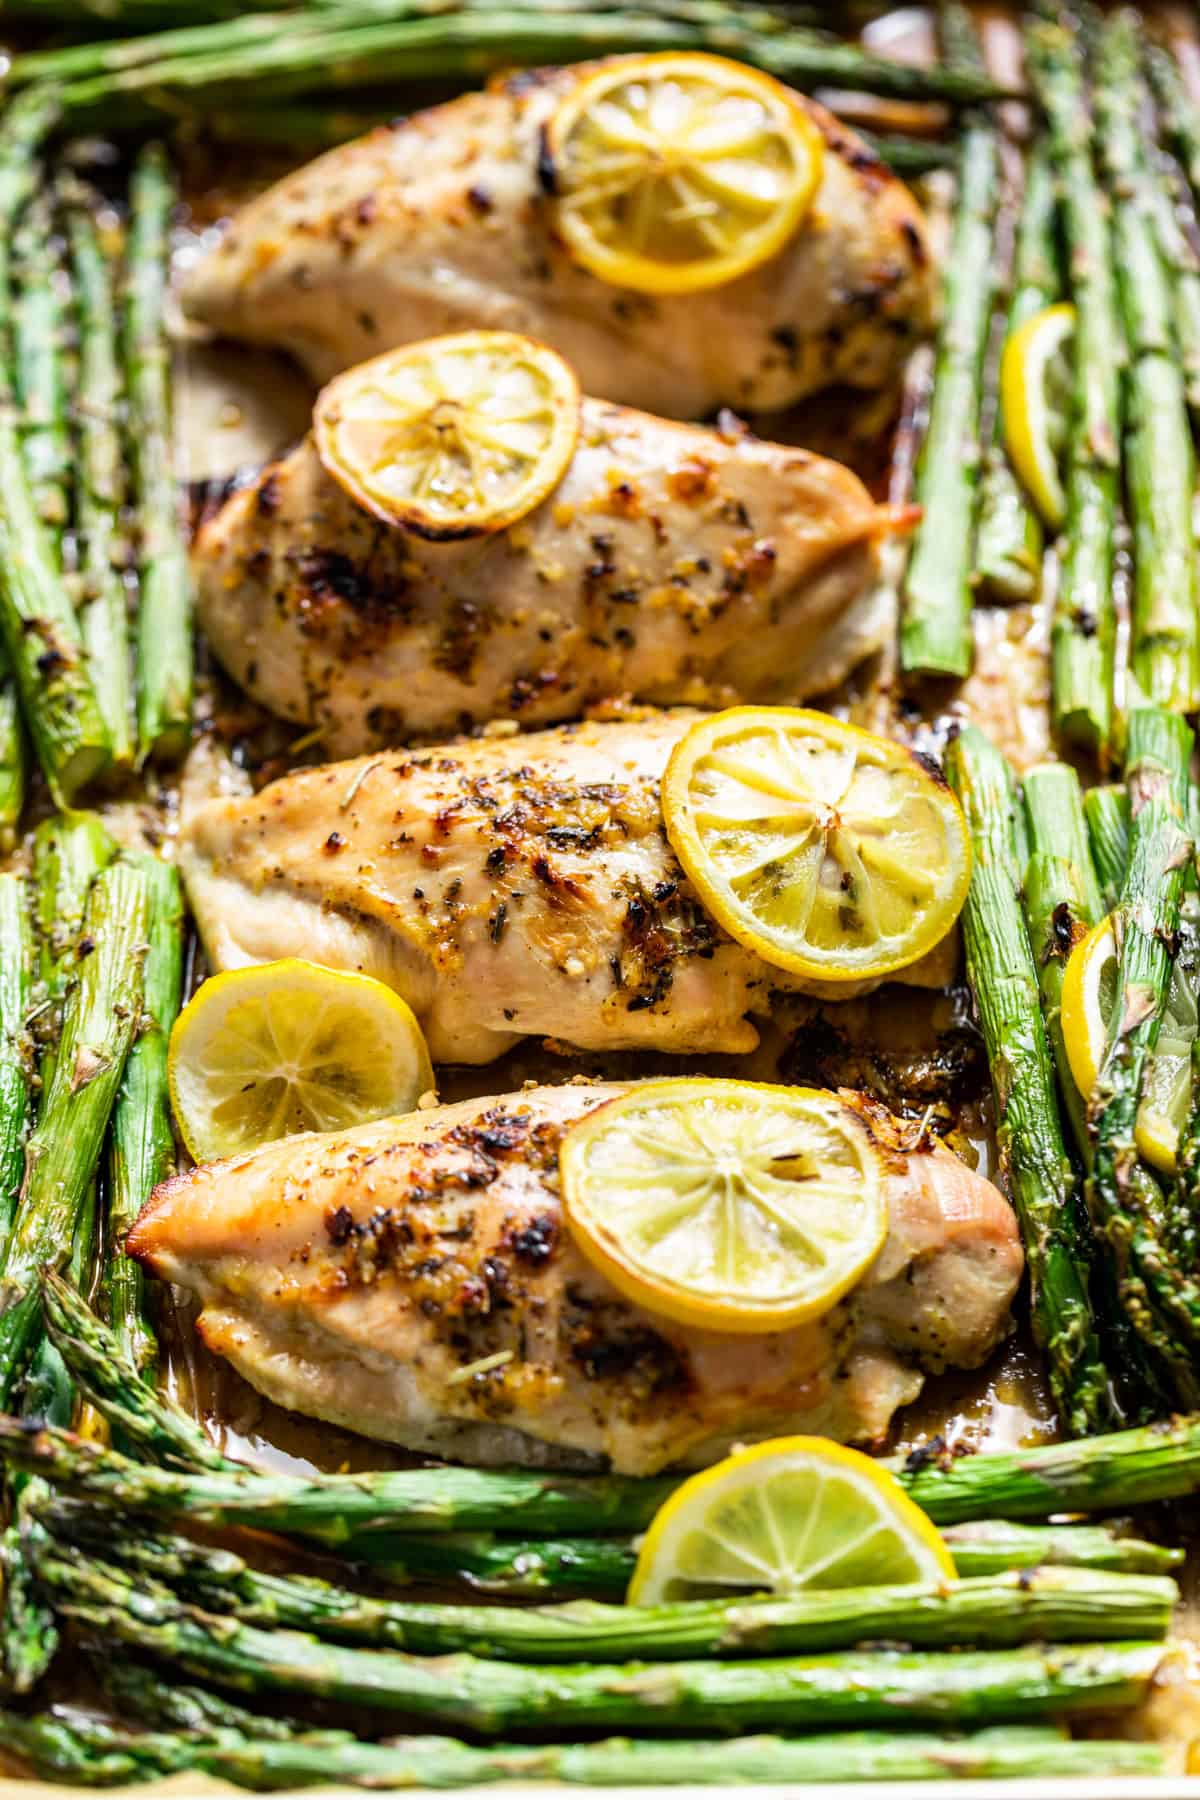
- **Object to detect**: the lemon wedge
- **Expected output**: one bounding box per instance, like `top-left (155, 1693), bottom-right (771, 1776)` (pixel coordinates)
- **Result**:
top-left (545, 52), bottom-right (824, 296)
top-left (314, 330), bottom-right (580, 538)
top-left (1001, 301), bottom-right (1075, 531)
top-left (560, 1079), bottom-right (887, 1335)
top-left (661, 706), bottom-right (970, 984)
top-left (629, 1436), bottom-right (955, 1604)
top-left (1060, 912), bottom-right (1198, 1176)
top-left (168, 960), bottom-right (434, 1164)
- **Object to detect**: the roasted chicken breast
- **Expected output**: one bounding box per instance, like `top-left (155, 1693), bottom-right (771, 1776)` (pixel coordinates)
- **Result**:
top-left (180, 714), bottom-right (957, 1066)
top-left (129, 1083), bottom-right (1022, 1474)
top-left (181, 69), bottom-right (935, 416)
top-left (194, 398), bottom-right (900, 754)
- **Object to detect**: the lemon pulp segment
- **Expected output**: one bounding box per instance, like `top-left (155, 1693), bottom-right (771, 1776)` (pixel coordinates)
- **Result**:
top-left (560, 1079), bottom-right (887, 1334)
top-left (168, 959), bottom-right (434, 1164)
top-left (662, 706), bottom-right (971, 983)
top-left (546, 53), bottom-right (824, 295)
top-left (314, 330), bottom-right (580, 537)
top-left (629, 1435), bottom-right (955, 1604)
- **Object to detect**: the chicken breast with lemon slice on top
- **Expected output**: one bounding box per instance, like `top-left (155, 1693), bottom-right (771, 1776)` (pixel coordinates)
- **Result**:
top-left (181, 61), bottom-right (935, 415)
top-left (193, 363), bottom-right (907, 756)
top-left (178, 710), bottom-right (966, 1066)
top-left (128, 1083), bottom-right (1023, 1474)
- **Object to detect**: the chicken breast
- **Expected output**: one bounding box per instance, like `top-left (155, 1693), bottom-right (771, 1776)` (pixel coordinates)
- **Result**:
top-left (181, 69), bottom-right (935, 416)
top-left (194, 398), bottom-right (901, 754)
top-left (128, 1083), bottom-right (1022, 1474)
top-left (179, 714), bottom-right (958, 1066)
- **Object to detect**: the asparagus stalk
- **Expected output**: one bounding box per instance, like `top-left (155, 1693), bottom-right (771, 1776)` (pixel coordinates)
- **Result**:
top-left (103, 855), bottom-right (183, 1376)
top-left (33, 1547), bottom-right (1164, 1732)
top-left (0, 862), bottom-right (149, 1405)
top-left (0, 1708), bottom-right (1165, 1789)
top-left (1027, 20), bottom-right (1121, 754)
top-left (12, 1400), bottom-right (1200, 1547)
top-left (1023, 762), bottom-right (1104, 922)
top-left (0, 877), bottom-right (33, 1254)
top-left (26, 9), bottom-right (1009, 111)
top-left (39, 1506), bottom-right (1178, 1656)
top-left (1148, 43), bottom-right (1200, 213)
top-left (368, 1517), bottom-right (1184, 1593)
top-left (13, 193), bottom-right (71, 567)
top-left (1085, 784), bottom-right (1131, 912)
top-left (944, 724), bottom-right (1109, 1433)
top-left (1086, 710), bottom-right (1200, 1367)
top-left (0, 89), bottom-right (112, 807)
top-left (67, 193), bottom-right (136, 771)
top-left (974, 141), bottom-right (1058, 602)
top-left (899, 6), bottom-right (999, 677)
top-left (126, 143), bottom-right (193, 765)
top-left (1096, 11), bottom-right (1198, 715)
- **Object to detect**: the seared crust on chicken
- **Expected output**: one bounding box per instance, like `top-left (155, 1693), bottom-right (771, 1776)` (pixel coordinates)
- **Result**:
top-left (193, 399), bottom-right (897, 754)
top-left (128, 1083), bottom-right (1022, 1473)
top-left (181, 69), bottom-right (934, 416)
top-left (179, 715), bottom-right (957, 1066)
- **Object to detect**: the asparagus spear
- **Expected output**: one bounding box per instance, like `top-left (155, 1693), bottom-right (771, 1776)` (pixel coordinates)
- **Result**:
top-left (25, 9), bottom-right (1009, 110)
top-left (1027, 20), bottom-right (1121, 754)
top-left (368, 1517), bottom-right (1184, 1594)
top-left (0, 862), bottom-right (149, 1405)
top-left (1086, 709), bottom-right (1200, 1366)
top-left (1148, 43), bottom-right (1200, 210)
top-left (974, 142), bottom-right (1058, 602)
top-left (1023, 763), bottom-right (1104, 922)
top-left (13, 193), bottom-right (71, 567)
top-left (67, 194), bottom-right (136, 772)
top-left (1085, 784), bottom-right (1131, 911)
top-left (0, 88), bottom-right (111, 807)
top-left (899, 6), bottom-right (999, 678)
top-left (126, 143), bottom-right (193, 765)
top-left (944, 724), bottom-right (1109, 1433)
top-left (0, 1708), bottom-right (1165, 1789)
top-left (33, 1546), bottom-right (1164, 1731)
top-left (0, 877), bottom-right (33, 1254)
top-left (11, 1400), bottom-right (1200, 1546)
top-left (39, 1506), bottom-right (1178, 1655)
top-left (1096, 10), bottom-right (1198, 715)
top-left (103, 855), bottom-right (183, 1376)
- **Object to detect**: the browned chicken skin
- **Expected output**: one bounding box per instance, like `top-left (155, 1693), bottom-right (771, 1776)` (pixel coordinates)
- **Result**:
top-left (179, 714), bottom-right (957, 1066)
top-left (182, 70), bottom-right (935, 416)
top-left (194, 398), bottom-right (900, 755)
top-left (129, 1083), bottom-right (1022, 1473)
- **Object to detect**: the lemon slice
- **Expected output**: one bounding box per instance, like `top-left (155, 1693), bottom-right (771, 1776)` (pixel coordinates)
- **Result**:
top-left (168, 960), bottom-right (434, 1164)
top-left (661, 706), bottom-right (971, 984)
top-left (545, 53), bottom-right (825, 296)
top-left (560, 1079), bottom-right (886, 1334)
top-left (629, 1436), bottom-right (955, 1604)
top-left (1001, 302), bottom-right (1075, 531)
top-left (313, 330), bottom-right (580, 538)
top-left (1061, 912), bottom-right (1198, 1176)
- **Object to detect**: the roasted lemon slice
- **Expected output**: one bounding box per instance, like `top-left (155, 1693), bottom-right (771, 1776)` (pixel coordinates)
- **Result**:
top-left (629, 1437), bottom-right (955, 1604)
top-left (560, 1079), bottom-right (886, 1334)
top-left (168, 960), bottom-right (434, 1164)
top-left (1001, 302), bottom-right (1074, 531)
top-left (1061, 912), bottom-right (1198, 1176)
top-left (662, 707), bottom-right (970, 983)
top-left (545, 53), bottom-right (825, 296)
top-left (313, 330), bottom-right (580, 537)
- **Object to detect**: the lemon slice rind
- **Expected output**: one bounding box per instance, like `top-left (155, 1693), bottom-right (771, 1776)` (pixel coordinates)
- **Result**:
top-left (560, 1079), bottom-right (887, 1335)
top-left (1061, 913), bottom-right (1197, 1176)
top-left (661, 706), bottom-right (971, 985)
top-left (1001, 301), bottom-right (1075, 532)
top-left (314, 330), bottom-right (580, 539)
top-left (168, 959), bottom-right (434, 1165)
top-left (545, 53), bottom-right (825, 297)
top-left (629, 1436), bottom-right (955, 1605)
